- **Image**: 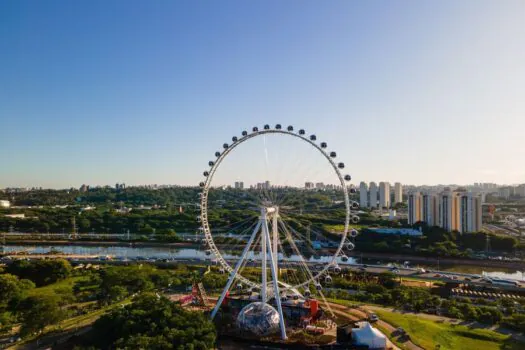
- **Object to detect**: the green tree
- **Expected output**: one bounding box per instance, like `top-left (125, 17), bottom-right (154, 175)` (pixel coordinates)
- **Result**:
top-left (19, 295), bottom-right (65, 335)
top-left (6, 259), bottom-right (72, 286)
top-left (0, 273), bottom-right (35, 310)
top-left (91, 293), bottom-right (216, 349)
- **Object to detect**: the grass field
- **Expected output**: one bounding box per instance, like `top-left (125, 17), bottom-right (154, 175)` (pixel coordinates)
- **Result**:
top-left (374, 309), bottom-right (524, 350)
top-left (27, 275), bottom-right (89, 297)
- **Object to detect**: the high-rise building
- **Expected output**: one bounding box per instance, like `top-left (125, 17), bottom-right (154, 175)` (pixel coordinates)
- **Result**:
top-left (499, 187), bottom-right (511, 199)
top-left (305, 182), bottom-right (314, 190)
top-left (460, 193), bottom-right (482, 233)
top-left (234, 181), bottom-right (244, 189)
top-left (421, 192), bottom-right (439, 226)
top-left (516, 185), bottom-right (525, 197)
top-left (408, 192), bottom-right (422, 224)
top-left (439, 189), bottom-right (461, 232)
top-left (379, 182), bottom-right (390, 208)
top-left (394, 182), bottom-right (403, 204)
top-left (359, 182), bottom-right (368, 208)
top-left (369, 182), bottom-right (378, 209)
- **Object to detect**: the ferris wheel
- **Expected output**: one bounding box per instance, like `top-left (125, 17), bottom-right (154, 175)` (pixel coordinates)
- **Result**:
top-left (199, 125), bottom-right (360, 338)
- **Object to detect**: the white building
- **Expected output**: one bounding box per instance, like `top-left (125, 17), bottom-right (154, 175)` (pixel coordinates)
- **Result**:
top-left (460, 193), bottom-right (483, 233)
top-left (0, 200), bottom-right (10, 208)
top-left (352, 322), bottom-right (387, 349)
top-left (394, 182), bottom-right (403, 204)
top-left (421, 192), bottom-right (439, 226)
top-left (359, 182), bottom-right (368, 208)
top-left (369, 182), bottom-right (378, 209)
top-left (379, 182), bottom-right (390, 208)
top-left (438, 188), bottom-right (461, 232)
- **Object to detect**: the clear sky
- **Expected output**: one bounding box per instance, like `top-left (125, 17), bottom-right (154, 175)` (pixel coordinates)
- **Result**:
top-left (1, 1), bottom-right (524, 189)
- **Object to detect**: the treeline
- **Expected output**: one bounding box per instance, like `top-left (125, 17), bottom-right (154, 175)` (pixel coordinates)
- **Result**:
top-left (355, 225), bottom-right (521, 256)
top-left (0, 207), bottom-right (199, 234)
top-left (2, 187), bottom-right (201, 207)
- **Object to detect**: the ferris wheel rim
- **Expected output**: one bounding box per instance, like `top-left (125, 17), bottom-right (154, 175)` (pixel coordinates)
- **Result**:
top-left (200, 128), bottom-right (351, 291)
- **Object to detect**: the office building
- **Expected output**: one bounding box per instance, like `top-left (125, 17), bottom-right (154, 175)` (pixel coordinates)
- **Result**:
top-left (359, 182), bottom-right (368, 208)
top-left (394, 182), bottom-right (403, 204)
top-left (408, 192), bottom-right (422, 225)
top-left (369, 182), bottom-right (378, 209)
top-left (305, 182), bottom-right (314, 190)
top-left (379, 182), bottom-right (390, 208)
top-left (234, 181), bottom-right (244, 190)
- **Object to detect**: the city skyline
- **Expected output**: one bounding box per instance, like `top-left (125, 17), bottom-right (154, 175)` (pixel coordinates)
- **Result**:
top-left (1, 1), bottom-right (524, 188)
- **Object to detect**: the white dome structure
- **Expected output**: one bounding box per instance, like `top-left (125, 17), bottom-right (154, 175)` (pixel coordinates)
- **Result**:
top-left (236, 302), bottom-right (280, 336)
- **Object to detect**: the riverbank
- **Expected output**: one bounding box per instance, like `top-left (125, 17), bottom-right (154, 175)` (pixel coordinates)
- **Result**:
top-left (2, 239), bottom-right (198, 248)
top-left (2, 240), bottom-right (523, 269)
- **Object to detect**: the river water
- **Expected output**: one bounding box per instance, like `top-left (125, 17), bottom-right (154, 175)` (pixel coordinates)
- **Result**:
top-left (2, 244), bottom-right (523, 281)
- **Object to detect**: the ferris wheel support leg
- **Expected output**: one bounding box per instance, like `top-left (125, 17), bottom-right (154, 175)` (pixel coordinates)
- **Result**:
top-left (210, 220), bottom-right (262, 320)
top-left (263, 220), bottom-right (287, 340)
top-left (261, 213), bottom-right (267, 303)
top-left (272, 208), bottom-right (279, 270)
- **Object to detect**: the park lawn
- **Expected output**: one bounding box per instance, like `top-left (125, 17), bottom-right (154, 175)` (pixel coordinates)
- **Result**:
top-left (57, 298), bottom-right (131, 330)
top-left (27, 275), bottom-right (89, 297)
top-left (374, 309), bottom-right (523, 350)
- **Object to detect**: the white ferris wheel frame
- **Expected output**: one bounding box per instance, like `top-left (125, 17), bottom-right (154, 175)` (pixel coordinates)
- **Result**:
top-left (200, 128), bottom-right (351, 291)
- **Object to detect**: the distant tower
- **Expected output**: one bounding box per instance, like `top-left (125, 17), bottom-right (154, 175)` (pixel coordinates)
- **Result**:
top-left (394, 183), bottom-right (403, 204)
top-left (359, 182), bottom-right (368, 208)
top-left (408, 192), bottom-right (422, 225)
top-left (369, 182), bottom-right (378, 209)
top-left (379, 182), bottom-right (391, 208)
top-left (71, 217), bottom-right (78, 239)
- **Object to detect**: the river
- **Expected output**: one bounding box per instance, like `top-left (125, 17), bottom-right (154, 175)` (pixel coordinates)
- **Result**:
top-left (1, 244), bottom-right (523, 281)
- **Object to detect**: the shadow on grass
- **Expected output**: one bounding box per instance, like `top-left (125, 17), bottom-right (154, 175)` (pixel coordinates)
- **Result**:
top-left (501, 337), bottom-right (525, 350)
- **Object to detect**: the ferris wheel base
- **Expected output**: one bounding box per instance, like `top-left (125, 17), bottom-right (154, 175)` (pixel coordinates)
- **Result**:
top-left (210, 207), bottom-right (288, 340)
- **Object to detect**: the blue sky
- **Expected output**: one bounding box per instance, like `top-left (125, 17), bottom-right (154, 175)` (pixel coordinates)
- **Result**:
top-left (1, 1), bottom-right (524, 188)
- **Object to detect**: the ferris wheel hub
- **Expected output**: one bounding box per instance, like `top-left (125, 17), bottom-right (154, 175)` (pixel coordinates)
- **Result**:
top-left (263, 206), bottom-right (278, 214)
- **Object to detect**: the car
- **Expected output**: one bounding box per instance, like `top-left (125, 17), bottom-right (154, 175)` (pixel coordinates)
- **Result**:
top-left (434, 274), bottom-right (442, 278)
top-left (464, 277), bottom-right (472, 282)
top-left (368, 313), bottom-right (379, 322)
top-left (396, 327), bottom-right (406, 335)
